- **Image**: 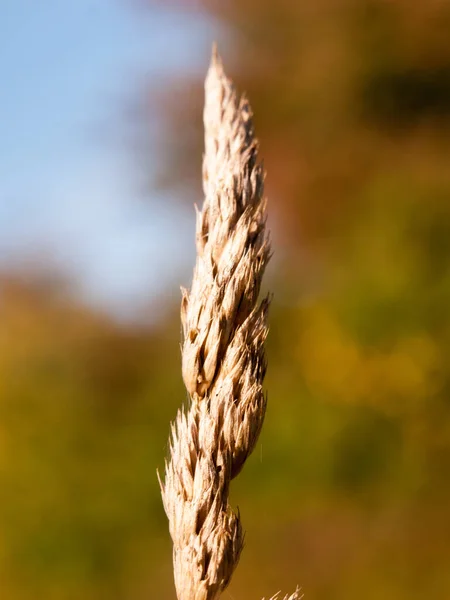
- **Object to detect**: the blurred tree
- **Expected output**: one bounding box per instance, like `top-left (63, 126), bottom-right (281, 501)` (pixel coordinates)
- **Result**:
top-left (0, 275), bottom-right (181, 599)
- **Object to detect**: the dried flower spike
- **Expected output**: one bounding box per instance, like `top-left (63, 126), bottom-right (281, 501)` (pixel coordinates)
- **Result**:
top-left (159, 46), bottom-right (299, 600)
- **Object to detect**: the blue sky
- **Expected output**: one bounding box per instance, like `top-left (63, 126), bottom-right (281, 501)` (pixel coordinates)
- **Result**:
top-left (0, 0), bottom-right (214, 320)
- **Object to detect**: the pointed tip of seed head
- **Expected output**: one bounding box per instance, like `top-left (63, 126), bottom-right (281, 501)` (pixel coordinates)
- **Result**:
top-left (208, 42), bottom-right (226, 82)
top-left (210, 42), bottom-right (221, 66)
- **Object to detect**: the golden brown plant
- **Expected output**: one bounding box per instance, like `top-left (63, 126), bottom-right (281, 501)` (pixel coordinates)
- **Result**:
top-left (159, 47), bottom-right (301, 600)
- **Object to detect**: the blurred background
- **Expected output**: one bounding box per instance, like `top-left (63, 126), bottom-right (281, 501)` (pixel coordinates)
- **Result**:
top-left (1, 0), bottom-right (450, 598)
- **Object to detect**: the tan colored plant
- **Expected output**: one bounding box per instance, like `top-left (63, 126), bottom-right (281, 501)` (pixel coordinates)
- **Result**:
top-left (159, 47), bottom-right (301, 600)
